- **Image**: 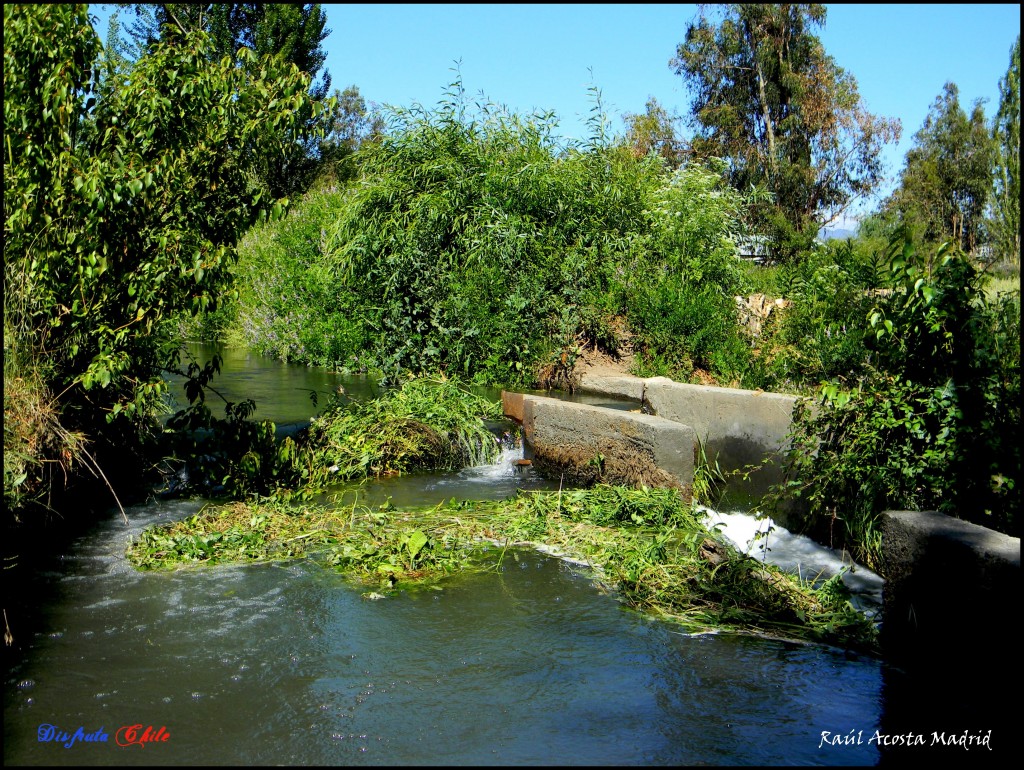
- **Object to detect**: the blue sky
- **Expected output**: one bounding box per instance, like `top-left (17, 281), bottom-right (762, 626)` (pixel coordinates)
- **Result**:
top-left (91, 3), bottom-right (1020, 220)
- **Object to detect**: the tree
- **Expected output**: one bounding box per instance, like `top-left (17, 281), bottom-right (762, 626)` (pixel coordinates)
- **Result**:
top-left (885, 83), bottom-right (994, 255)
top-left (671, 4), bottom-right (900, 261)
top-left (4, 4), bottom-right (326, 513)
top-left (316, 84), bottom-right (386, 185)
top-left (623, 97), bottom-right (689, 169)
top-left (113, 3), bottom-right (332, 196)
top-left (990, 35), bottom-right (1020, 266)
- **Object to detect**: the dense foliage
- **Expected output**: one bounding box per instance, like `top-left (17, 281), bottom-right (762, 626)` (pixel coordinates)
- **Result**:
top-left (774, 233), bottom-right (1020, 564)
top-left (4, 4), bottom-right (326, 517)
top-left (884, 83), bottom-right (994, 255)
top-left (111, 3), bottom-right (333, 198)
top-left (232, 84), bottom-right (758, 388)
top-left (743, 237), bottom-right (885, 391)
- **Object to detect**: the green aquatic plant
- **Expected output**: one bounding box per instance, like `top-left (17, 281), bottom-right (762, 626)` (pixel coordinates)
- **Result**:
top-left (153, 374), bottom-right (505, 501)
top-left (692, 434), bottom-right (726, 507)
top-left (127, 485), bottom-right (878, 651)
top-left (304, 376), bottom-right (503, 480)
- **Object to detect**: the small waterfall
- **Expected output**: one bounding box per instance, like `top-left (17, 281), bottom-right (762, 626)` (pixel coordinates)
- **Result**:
top-left (463, 445), bottom-right (523, 479)
top-left (700, 507), bottom-right (884, 615)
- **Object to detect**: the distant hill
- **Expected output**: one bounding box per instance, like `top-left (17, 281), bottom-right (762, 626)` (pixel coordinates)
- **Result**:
top-left (818, 227), bottom-right (858, 241)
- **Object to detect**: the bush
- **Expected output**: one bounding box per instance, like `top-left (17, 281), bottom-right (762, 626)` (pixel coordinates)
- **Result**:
top-left (229, 83), bottom-right (762, 389)
top-left (627, 278), bottom-right (750, 382)
top-left (3, 5), bottom-right (324, 519)
top-left (318, 92), bottom-right (660, 386)
top-left (774, 232), bottom-right (1020, 564)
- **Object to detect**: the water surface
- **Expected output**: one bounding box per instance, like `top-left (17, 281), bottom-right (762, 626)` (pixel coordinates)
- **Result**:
top-left (4, 345), bottom-right (888, 766)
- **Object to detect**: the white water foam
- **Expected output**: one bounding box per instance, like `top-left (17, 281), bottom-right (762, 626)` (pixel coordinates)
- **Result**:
top-left (698, 506), bottom-right (884, 614)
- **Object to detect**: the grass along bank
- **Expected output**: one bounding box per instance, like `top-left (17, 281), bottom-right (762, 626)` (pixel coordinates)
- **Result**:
top-left (126, 485), bottom-right (878, 652)
top-left (162, 375), bottom-right (506, 499)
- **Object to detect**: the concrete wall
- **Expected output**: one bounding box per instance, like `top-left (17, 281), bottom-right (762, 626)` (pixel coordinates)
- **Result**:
top-left (877, 510), bottom-right (1020, 750)
top-left (879, 510), bottom-right (1020, 658)
top-left (579, 373), bottom-right (805, 500)
top-left (502, 392), bottom-right (696, 497)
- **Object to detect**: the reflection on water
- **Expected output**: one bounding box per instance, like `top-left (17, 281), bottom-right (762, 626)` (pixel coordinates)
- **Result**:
top-left (5, 346), bottom-right (890, 765)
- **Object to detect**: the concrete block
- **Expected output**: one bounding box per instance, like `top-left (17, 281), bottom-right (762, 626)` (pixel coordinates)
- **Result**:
top-left (879, 510), bottom-right (1020, 661)
top-left (577, 373), bottom-right (646, 402)
top-left (643, 379), bottom-right (804, 496)
top-left (501, 390), bottom-right (525, 423)
top-left (520, 395), bottom-right (695, 495)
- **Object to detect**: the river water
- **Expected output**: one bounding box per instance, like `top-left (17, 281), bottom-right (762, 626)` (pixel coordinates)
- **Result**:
top-left (4, 344), bottom-right (888, 766)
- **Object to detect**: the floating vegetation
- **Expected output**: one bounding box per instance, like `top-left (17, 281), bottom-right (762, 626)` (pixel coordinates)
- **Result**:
top-left (305, 376), bottom-right (504, 481)
top-left (127, 485), bottom-right (878, 651)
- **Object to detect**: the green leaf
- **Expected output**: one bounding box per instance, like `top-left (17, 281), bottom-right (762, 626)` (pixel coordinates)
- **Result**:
top-left (405, 530), bottom-right (429, 559)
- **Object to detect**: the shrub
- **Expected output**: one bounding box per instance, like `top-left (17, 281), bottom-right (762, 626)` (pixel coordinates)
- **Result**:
top-left (773, 232), bottom-right (1020, 564)
top-left (3, 5), bottom-right (325, 519)
top-left (231, 85), bottom-right (756, 389)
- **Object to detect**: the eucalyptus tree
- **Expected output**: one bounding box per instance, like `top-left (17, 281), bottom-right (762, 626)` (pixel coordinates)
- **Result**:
top-left (990, 35), bottom-right (1020, 266)
top-left (886, 83), bottom-right (994, 255)
top-left (316, 84), bottom-right (386, 184)
top-left (623, 97), bottom-right (689, 169)
top-left (671, 3), bottom-right (900, 261)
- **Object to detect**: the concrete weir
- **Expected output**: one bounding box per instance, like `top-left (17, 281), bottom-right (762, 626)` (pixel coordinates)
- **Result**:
top-left (571, 373), bottom-right (805, 499)
top-left (502, 374), bottom-right (805, 503)
top-left (879, 510), bottom-right (1020, 658)
top-left (501, 391), bottom-right (696, 497)
top-left (505, 373), bottom-right (1020, 670)
top-left (641, 377), bottom-right (801, 495)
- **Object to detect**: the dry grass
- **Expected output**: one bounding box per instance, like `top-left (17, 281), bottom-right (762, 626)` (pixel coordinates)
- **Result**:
top-left (3, 362), bottom-right (87, 517)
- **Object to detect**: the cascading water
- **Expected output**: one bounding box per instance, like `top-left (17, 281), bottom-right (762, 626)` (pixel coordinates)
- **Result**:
top-left (700, 508), bottom-right (884, 615)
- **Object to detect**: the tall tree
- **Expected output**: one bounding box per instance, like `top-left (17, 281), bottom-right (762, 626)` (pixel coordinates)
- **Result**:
top-left (113, 3), bottom-right (332, 196)
top-left (316, 84), bottom-right (385, 184)
top-left (4, 3), bottom-right (324, 512)
top-left (671, 4), bottom-right (900, 261)
top-left (990, 35), bottom-right (1020, 266)
top-left (886, 83), bottom-right (994, 255)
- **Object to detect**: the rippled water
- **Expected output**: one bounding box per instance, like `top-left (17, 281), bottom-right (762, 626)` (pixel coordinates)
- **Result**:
top-left (4, 345), bottom-right (890, 765)
top-left (4, 497), bottom-right (885, 766)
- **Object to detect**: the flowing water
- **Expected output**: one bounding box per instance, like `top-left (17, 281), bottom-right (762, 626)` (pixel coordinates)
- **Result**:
top-left (4, 344), bottom-right (888, 766)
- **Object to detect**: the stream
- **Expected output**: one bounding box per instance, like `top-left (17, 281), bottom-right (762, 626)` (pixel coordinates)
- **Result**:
top-left (4, 344), bottom-right (889, 766)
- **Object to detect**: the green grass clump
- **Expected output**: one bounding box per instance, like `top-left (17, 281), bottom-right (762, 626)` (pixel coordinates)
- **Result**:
top-left (127, 485), bottom-right (878, 652)
top-left (305, 376), bottom-right (503, 480)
